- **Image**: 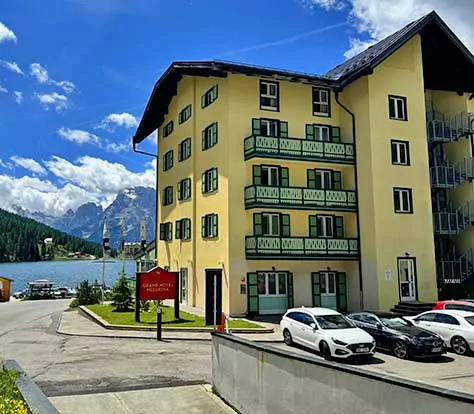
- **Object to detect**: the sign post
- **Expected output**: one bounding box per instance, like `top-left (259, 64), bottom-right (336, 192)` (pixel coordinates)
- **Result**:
top-left (135, 272), bottom-right (141, 323)
top-left (156, 306), bottom-right (162, 341)
top-left (213, 273), bottom-right (217, 330)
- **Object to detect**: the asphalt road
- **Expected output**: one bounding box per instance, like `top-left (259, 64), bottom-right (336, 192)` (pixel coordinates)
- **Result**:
top-left (0, 300), bottom-right (212, 397)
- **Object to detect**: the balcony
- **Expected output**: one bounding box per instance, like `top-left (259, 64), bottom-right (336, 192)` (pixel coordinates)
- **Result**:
top-left (244, 135), bottom-right (354, 164)
top-left (245, 236), bottom-right (358, 260)
top-left (244, 185), bottom-right (357, 212)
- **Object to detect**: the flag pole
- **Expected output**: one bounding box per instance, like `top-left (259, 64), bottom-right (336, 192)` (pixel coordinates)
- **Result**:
top-left (102, 218), bottom-right (111, 297)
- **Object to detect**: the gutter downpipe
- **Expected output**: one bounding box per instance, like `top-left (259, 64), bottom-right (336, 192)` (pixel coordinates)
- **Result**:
top-left (334, 90), bottom-right (364, 310)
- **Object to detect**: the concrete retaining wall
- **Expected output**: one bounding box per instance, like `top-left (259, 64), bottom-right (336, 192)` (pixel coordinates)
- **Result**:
top-left (211, 333), bottom-right (474, 414)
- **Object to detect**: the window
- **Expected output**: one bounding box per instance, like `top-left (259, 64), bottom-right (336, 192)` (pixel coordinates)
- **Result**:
top-left (163, 121), bottom-right (174, 137)
top-left (415, 313), bottom-right (436, 322)
top-left (177, 178), bottom-right (191, 200)
top-left (388, 95), bottom-right (407, 120)
top-left (163, 150), bottom-right (174, 171)
top-left (307, 169), bottom-right (341, 190)
top-left (393, 188), bottom-right (413, 213)
top-left (159, 222), bottom-right (173, 241)
top-left (306, 124), bottom-right (340, 142)
top-left (202, 168), bottom-right (218, 193)
top-left (178, 138), bottom-right (192, 162)
top-left (313, 88), bottom-right (330, 116)
top-left (445, 304), bottom-right (474, 312)
top-left (162, 186), bottom-right (173, 206)
top-left (252, 118), bottom-right (288, 137)
top-left (180, 268), bottom-right (188, 303)
top-left (308, 215), bottom-right (344, 237)
top-left (175, 218), bottom-right (191, 240)
top-left (201, 85), bottom-right (218, 108)
top-left (258, 272), bottom-right (287, 296)
top-left (317, 215), bottom-right (333, 237)
top-left (253, 212), bottom-right (290, 237)
top-left (202, 213), bottom-right (218, 238)
top-left (178, 105), bottom-right (192, 124)
top-left (252, 165), bottom-right (289, 187)
top-left (391, 140), bottom-right (410, 165)
top-left (320, 272), bottom-right (336, 294)
top-left (259, 81), bottom-right (279, 111)
top-left (202, 122), bottom-right (218, 150)
top-left (434, 313), bottom-right (460, 325)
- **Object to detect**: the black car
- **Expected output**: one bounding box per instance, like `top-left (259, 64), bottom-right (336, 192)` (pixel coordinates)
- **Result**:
top-left (346, 311), bottom-right (446, 359)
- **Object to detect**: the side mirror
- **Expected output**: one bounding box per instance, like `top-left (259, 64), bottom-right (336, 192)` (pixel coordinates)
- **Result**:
top-left (310, 323), bottom-right (317, 330)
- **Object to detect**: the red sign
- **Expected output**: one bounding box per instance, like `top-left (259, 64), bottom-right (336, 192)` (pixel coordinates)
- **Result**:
top-left (138, 267), bottom-right (177, 301)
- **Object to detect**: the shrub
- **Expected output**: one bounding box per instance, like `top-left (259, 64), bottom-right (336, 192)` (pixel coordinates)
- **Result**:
top-left (0, 368), bottom-right (30, 414)
top-left (111, 267), bottom-right (134, 312)
top-left (75, 280), bottom-right (101, 306)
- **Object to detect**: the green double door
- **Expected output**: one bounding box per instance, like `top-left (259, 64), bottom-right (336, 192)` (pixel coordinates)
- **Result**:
top-left (311, 271), bottom-right (347, 312)
top-left (247, 272), bottom-right (293, 316)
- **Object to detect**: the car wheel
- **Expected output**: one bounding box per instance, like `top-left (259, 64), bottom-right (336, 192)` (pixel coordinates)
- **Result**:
top-left (320, 341), bottom-right (332, 360)
top-left (393, 340), bottom-right (409, 359)
top-left (451, 336), bottom-right (470, 356)
top-left (283, 329), bottom-right (293, 346)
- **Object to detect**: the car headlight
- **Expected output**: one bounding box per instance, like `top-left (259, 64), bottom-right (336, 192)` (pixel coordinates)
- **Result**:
top-left (410, 337), bottom-right (423, 346)
top-left (332, 338), bottom-right (348, 346)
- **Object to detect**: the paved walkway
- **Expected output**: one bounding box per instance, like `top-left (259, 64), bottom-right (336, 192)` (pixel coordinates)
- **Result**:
top-left (58, 310), bottom-right (283, 342)
top-left (50, 384), bottom-right (236, 414)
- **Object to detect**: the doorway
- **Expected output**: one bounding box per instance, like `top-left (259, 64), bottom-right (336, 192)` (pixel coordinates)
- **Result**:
top-left (319, 272), bottom-right (337, 309)
top-left (205, 269), bottom-right (222, 326)
top-left (257, 272), bottom-right (288, 314)
top-left (398, 258), bottom-right (417, 301)
top-left (179, 268), bottom-right (188, 305)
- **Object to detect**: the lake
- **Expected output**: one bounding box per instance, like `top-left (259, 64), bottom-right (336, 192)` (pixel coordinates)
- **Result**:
top-left (0, 260), bottom-right (137, 292)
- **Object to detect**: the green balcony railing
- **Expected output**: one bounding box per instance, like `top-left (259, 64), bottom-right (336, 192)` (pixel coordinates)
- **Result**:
top-left (244, 135), bottom-right (355, 164)
top-left (245, 236), bottom-right (359, 259)
top-left (244, 185), bottom-right (357, 211)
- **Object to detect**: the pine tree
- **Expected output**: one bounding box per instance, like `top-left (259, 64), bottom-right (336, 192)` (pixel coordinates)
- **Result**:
top-left (111, 265), bottom-right (134, 312)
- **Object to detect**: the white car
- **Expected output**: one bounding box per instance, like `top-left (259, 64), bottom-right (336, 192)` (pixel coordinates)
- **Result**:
top-left (405, 309), bottom-right (474, 356)
top-left (280, 307), bottom-right (376, 360)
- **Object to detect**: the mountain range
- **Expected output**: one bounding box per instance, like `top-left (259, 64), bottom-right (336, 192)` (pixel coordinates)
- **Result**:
top-left (12, 187), bottom-right (156, 248)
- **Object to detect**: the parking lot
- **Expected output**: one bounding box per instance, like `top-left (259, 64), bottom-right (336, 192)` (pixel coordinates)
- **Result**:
top-left (269, 342), bottom-right (474, 395)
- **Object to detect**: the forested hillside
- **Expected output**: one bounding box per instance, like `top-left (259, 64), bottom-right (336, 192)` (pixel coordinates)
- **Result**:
top-left (0, 208), bottom-right (102, 263)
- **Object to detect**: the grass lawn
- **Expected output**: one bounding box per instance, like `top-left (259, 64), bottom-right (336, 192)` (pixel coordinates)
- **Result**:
top-left (0, 367), bottom-right (30, 414)
top-left (86, 304), bottom-right (263, 329)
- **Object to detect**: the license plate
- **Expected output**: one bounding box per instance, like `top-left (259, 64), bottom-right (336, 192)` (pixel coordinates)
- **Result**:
top-left (432, 347), bottom-right (442, 352)
top-left (356, 347), bottom-right (370, 353)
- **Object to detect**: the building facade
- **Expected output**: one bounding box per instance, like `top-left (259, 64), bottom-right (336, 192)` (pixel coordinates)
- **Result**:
top-left (132, 11), bottom-right (474, 317)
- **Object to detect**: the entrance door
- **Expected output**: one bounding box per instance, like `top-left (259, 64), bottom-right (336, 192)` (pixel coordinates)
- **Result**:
top-left (258, 272), bottom-right (288, 314)
top-left (320, 272), bottom-right (337, 309)
top-left (179, 268), bottom-right (188, 305)
top-left (205, 269), bottom-right (222, 326)
top-left (398, 258), bottom-right (417, 301)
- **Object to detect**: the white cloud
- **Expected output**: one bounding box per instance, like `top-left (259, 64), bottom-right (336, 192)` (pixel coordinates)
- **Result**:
top-left (0, 155), bottom-right (156, 216)
top-left (0, 61), bottom-right (24, 75)
top-left (0, 21), bottom-right (17, 43)
top-left (57, 127), bottom-right (100, 144)
top-left (0, 159), bottom-right (12, 169)
top-left (0, 85), bottom-right (7, 93)
top-left (13, 91), bottom-right (23, 104)
top-left (30, 62), bottom-right (49, 83)
top-left (51, 79), bottom-right (75, 94)
top-left (100, 112), bottom-right (138, 129)
top-left (35, 92), bottom-right (68, 111)
top-left (105, 141), bottom-right (130, 153)
top-left (301, 1), bottom-right (474, 58)
top-left (10, 156), bottom-right (47, 176)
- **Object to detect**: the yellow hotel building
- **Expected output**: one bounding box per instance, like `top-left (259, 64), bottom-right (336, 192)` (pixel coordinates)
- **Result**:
top-left (132, 11), bottom-right (474, 320)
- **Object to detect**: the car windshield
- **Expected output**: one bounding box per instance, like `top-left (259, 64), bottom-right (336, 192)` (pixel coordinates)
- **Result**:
top-left (465, 316), bottom-right (474, 327)
top-left (314, 315), bottom-right (355, 329)
top-left (380, 316), bottom-right (411, 328)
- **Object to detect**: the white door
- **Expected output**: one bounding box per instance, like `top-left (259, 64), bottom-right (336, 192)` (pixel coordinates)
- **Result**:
top-left (320, 272), bottom-right (337, 309)
top-left (180, 268), bottom-right (188, 305)
top-left (398, 258), bottom-right (417, 302)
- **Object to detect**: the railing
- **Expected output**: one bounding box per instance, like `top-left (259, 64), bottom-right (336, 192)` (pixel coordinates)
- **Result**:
top-left (244, 135), bottom-right (354, 163)
top-left (431, 158), bottom-right (474, 188)
top-left (245, 236), bottom-right (358, 259)
top-left (427, 111), bottom-right (474, 143)
top-left (438, 249), bottom-right (474, 284)
top-left (244, 186), bottom-right (357, 211)
top-left (433, 212), bottom-right (469, 235)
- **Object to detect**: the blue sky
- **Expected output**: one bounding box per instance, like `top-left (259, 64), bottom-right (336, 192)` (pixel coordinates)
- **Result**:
top-left (0, 0), bottom-right (470, 216)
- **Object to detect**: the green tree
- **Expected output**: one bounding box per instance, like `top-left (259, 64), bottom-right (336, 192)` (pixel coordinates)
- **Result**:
top-left (111, 266), bottom-right (134, 312)
top-left (75, 280), bottom-right (102, 306)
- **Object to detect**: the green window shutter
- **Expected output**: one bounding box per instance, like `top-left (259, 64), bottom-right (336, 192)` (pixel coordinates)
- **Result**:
top-left (308, 215), bottom-right (318, 237)
top-left (337, 272), bottom-right (347, 312)
top-left (201, 216), bottom-right (206, 238)
top-left (175, 220), bottom-right (181, 239)
top-left (281, 214), bottom-right (290, 237)
top-left (202, 129), bottom-right (206, 150)
top-left (212, 168), bottom-right (218, 191)
top-left (170, 151), bottom-right (173, 168)
top-left (311, 272), bottom-right (322, 307)
top-left (201, 172), bottom-right (206, 193)
top-left (201, 94), bottom-right (206, 108)
top-left (331, 127), bottom-right (341, 143)
top-left (247, 272), bottom-right (259, 315)
top-left (185, 219), bottom-right (191, 239)
top-left (306, 124), bottom-right (314, 140)
top-left (170, 187), bottom-right (173, 203)
top-left (280, 167), bottom-right (289, 187)
top-left (279, 121), bottom-right (288, 137)
top-left (178, 142), bottom-right (182, 161)
top-left (213, 85), bottom-right (218, 100)
top-left (177, 182), bottom-right (182, 200)
top-left (161, 189), bottom-right (165, 205)
top-left (287, 272), bottom-right (294, 308)
top-left (335, 216), bottom-right (344, 238)
top-left (212, 214), bottom-right (218, 237)
top-left (186, 138), bottom-right (191, 158)
top-left (213, 123), bottom-right (218, 146)
top-left (307, 169), bottom-right (316, 189)
top-left (167, 223), bottom-right (173, 241)
top-left (333, 171), bottom-right (342, 190)
top-left (253, 213), bottom-right (263, 236)
top-left (159, 223), bottom-right (165, 240)
top-left (253, 165), bottom-right (262, 185)
top-left (252, 118), bottom-right (261, 135)
top-left (186, 178), bottom-right (191, 199)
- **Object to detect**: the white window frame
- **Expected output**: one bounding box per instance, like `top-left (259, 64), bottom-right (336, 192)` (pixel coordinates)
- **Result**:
top-left (313, 88), bottom-right (330, 116)
top-left (260, 81), bottom-right (279, 111)
top-left (317, 215), bottom-right (334, 237)
top-left (314, 125), bottom-right (330, 141)
top-left (389, 96), bottom-right (407, 120)
top-left (315, 170), bottom-right (332, 189)
top-left (394, 188), bottom-right (412, 213)
top-left (320, 272), bottom-right (336, 295)
top-left (258, 272), bottom-right (287, 296)
top-left (260, 119), bottom-right (279, 137)
top-left (261, 166), bottom-right (280, 186)
top-left (391, 140), bottom-right (409, 165)
top-left (262, 213), bottom-right (280, 236)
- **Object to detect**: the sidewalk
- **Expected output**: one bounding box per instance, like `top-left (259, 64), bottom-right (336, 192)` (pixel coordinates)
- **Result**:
top-left (57, 310), bottom-right (283, 342)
